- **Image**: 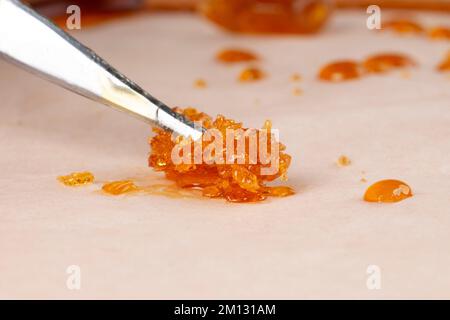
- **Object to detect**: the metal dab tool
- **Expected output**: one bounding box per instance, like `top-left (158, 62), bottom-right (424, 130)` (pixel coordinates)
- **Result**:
top-left (0, 0), bottom-right (204, 140)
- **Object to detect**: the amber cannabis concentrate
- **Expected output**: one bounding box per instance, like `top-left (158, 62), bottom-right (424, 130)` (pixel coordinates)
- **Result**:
top-left (149, 108), bottom-right (293, 202)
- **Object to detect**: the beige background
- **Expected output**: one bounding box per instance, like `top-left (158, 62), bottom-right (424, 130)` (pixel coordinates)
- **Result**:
top-left (0, 10), bottom-right (449, 299)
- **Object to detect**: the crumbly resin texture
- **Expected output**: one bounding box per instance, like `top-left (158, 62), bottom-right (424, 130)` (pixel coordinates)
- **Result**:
top-left (149, 108), bottom-right (294, 203)
top-left (58, 171), bottom-right (95, 186)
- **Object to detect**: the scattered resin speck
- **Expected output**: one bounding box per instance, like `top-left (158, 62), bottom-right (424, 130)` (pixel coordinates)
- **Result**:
top-left (336, 155), bottom-right (351, 167)
top-left (364, 179), bottom-right (413, 203)
top-left (58, 172), bottom-right (94, 186)
top-left (290, 73), bottom-right (302, 82)
top-left (438, 52), bottom-right (450, 72)
top-left (319, 61), bottom-right (362, 82)
top-left (428, 27), bottom-right (450, 40)
top-left (383, 19), bottom-right (424, 34)
top-left (238, 67), bottom-right (265, 82)
top-left (363, 53), bottom-right (415, 73)
top-left (194, 79), bottom-right (207, 89)
top-left (292, 87), bottom-right (303, 96)
top-left (216, 48), bottom-right (259, 63)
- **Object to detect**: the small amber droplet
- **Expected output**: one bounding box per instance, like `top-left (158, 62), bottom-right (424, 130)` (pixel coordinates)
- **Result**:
top-left (58, 172), bottom-right (94, 186)
top-left (238, 67), bottom-right (265, 82)
top-left (363, 53), bottom-right (415, 73)
top-left (383, 20), bottom-right (424, 34)
top-left (319, 61), bottom-right (362, 82)
top-left (216, 48), bottom-right (258, 63)
top-left (194, 79), bottom-right (207, 89)
top-left (336, 155), bottom-right (351, 167)
top-left (428, 27), bottom-right (450, 40)
top-left (364, 179), bottom-right (413, 203)
top-left (437, 52), bottom-right (450, 72)
top-left (102, 180), bottom-right (140, 195)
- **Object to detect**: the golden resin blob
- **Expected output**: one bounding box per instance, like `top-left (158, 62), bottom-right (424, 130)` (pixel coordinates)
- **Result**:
top-left (364, 179), bottom-right (412, 203)
top-left (58, 172), bottom-right (94, 186)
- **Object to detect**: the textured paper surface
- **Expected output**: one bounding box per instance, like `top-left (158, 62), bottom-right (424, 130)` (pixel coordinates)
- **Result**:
top-left (0, 11), bottom-right (450, 299)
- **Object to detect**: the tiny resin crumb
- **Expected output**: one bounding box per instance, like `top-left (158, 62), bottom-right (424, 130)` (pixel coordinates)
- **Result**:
top-left (102, 180), bottom-right (140, 195)
top-left (383, 19), bottom-right (424, 34)
top-left (437, 52), bottom-right (450, 72)
top-left (238, 67), bottom-right (265, 82)
top-left (194, 79), bottom-right (207, 89)
top-left (216, 48), bottom-right (259, 63)
top-left (363, 53), bottom-right (416, 73)
top-left (318, 61), bottom-right (362, 82)
top-left (149, 107), bottom-right (293, 203)
top-left (58, 172), bottom-right (95, 186)
top-left (199, 0), bottom-right (332, 34)
top-left (428, 27), bottom-right (450, 40)
top-left (292, 87), bottom-right (303, 96)
top-left (290, 73), bottom-right (302, 82)
top-left (336, 155), bottom-right (351, 167)
top-left (364, 179), bottom-right (413, 203)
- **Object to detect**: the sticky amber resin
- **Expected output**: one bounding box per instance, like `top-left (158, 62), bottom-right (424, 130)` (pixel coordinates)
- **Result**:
top-left (148, 107), bottom-right (293, 203)
top-left (318, 61), bottom-right (362, 82)
top-left (383, 20), bottom-right (424, 34)
top-left (239, 67), bottom-right (265, 82)
top-left (364, 179), bottom-right (412, 203)
top-left (199, 0), bottom-right (332, 34)
top-left (216, 48), bottom-right (259, 63)
top-left (438, 53), bottom-right (450, 71)
top-left (143, 184), bottom-right (202, 199)
top-left (363, 53), bottom-right (415, 73)
top-left (58, 172), bottom-right (94, 186)
top-left (428, 27), bottom-right (450, 40)
top-left (102, 180), bottom-right (140, 195)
